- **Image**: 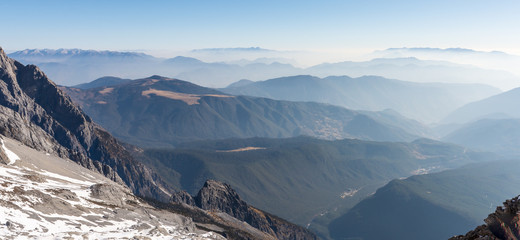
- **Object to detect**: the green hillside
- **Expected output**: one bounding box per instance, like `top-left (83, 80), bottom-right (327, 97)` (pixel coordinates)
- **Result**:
top-left (136, 136), bottom-right (495, 237)
top-left (329, 159), bottom-right (520, 240)
top-left (63, 75), bottom-right (431, 147)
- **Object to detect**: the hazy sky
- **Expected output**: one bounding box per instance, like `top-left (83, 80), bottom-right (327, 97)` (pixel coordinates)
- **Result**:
top-left (1, 0), bottom-right (519, 56)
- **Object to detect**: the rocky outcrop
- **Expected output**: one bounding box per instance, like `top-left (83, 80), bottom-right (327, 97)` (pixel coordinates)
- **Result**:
top-left (0, 136), bottom-right (223, 239)
top-left (0, 46), bottom-right (170, 201)
top-left (451, 196), bottom-right (520, 240)
top-left (0, 137), bottom-right (9, 165)
top-left (173, 180), bottom-right (318, 240)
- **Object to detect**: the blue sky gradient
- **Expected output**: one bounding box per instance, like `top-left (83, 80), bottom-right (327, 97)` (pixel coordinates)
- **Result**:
top-left (1, 0), bottom-right (519, 55)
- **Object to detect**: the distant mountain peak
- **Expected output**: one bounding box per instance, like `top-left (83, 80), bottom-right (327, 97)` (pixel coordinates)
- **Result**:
top-left (378, 47), bottom-right (511, 56)
top-left (9, 48), bottom-right (153, 59)
top-left (146, 75), bottom-right (175, 80)
top-left (165, 56), bottom-right (204, 64)
top-left (191, 47), bottom-right (274, 52)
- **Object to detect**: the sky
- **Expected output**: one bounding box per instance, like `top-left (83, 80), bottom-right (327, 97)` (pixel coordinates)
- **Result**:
top-left (1, 0), bottom-right (520, 57)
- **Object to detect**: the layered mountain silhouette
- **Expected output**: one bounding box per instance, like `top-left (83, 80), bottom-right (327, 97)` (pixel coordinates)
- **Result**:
top-left (222, 75), bottom-right (499, 123)
top-left (306, 57), bottom-right (519, 91)
top-left (9, 48), bottom-right (518, 91)
top-left (6, 46), bottom-right (517, 240)
top-left (443, 87), bottom-right (520, 124)
top-left (62, 75), bottom-right (431, 147)
top-left (0, 47), bottom-right (317, 239)
top-left (8, 49), bottom-right (300, 87)
top-left (372, 47), bottom-right (520, 78)
top-left (442, 118), bottom-right (520, 156)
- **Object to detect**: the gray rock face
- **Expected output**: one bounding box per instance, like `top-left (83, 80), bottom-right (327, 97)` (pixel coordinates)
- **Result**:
top-left (174, 180), bottom-right (318, 240)
top-left (90, 183), bottom-right (137, 207)
top-left (195, 180), bottom-right (250, 220)
top-left (0, 47), bottom-right (170, 201)
top-left (171, 190), bottom-right (196, 206)
top-left (0, 138), bottom-right (8, 165)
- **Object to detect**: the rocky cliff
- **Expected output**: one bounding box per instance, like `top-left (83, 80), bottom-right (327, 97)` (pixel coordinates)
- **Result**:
top-left (0, 47), bottom-right (169, 200)
top-left (173, 180), bottom-right (318, 240)
top-left (451, 195), bottom-right (520, 240)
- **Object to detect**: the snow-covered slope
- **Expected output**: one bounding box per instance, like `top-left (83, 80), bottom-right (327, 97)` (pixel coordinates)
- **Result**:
top-left (0, 135), bottom-right (223, 239)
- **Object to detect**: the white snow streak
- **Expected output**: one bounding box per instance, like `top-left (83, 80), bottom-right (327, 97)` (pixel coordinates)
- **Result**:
top-left (1, 139), bottom-right (19, 165)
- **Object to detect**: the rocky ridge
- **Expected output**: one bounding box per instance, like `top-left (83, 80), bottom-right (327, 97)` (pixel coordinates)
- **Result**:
top-left (3, 46), bottom-right (319, 239)
top-left (173, 180), bottom-right (318, 240)
top-left (0, 135), bottom-right (223, 239)
top-left (451, 195), bottom-right (520, 240)
top-left (0, 47), bottom-right (170, 200)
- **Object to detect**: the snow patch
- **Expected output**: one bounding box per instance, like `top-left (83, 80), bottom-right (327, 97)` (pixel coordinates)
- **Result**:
top-left (0, 138), bottom-right (223, 239)
top-left (1, 139), bottom-right (19, 165)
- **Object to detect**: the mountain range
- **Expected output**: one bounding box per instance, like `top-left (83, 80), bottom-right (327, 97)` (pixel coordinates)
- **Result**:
top-left (222, 75), bottom-right (500, 123)
top-left (371, 47), bottom-right (520, 77)
top-left (61, 76), bottom-right (432, 147)
top-left (0, 46), bottom-right (316, 239)
top-left (9, 48), bottom-right (520, 91)
top-left (5, 45), bottom-right (520, 239)
top-left (8, 49), bottom-right (301, 87)
top-left (306, 57), bottom-right (519, 91)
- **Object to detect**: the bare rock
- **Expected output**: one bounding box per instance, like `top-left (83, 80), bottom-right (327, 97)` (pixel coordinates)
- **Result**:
top-left (0, 46), bottom-right (171, 201)
top-left (451, 195), bottom-right (520, 240)
top-left (171, 190), bottom-right (196, 206)
top-left (0, 137), bottom-right (8, 165)
top-left (90, 183), bottom-right (135, 207)
top-left (190, 179), bottom-right (318, 240)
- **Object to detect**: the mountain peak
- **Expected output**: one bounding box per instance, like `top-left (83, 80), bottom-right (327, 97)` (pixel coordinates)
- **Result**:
top-left (147, 75), bottom-right (173, 80)
top-left (171, 179), bottom-right (318, 240)
top-left (0, 46), bottom-right (171, 201)
top-left (195, 179), bottom-right (247, 215)
top-left (166, 56), bottom-right (203, 63)
top-left (0, 47), bottom-right (13, 67)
